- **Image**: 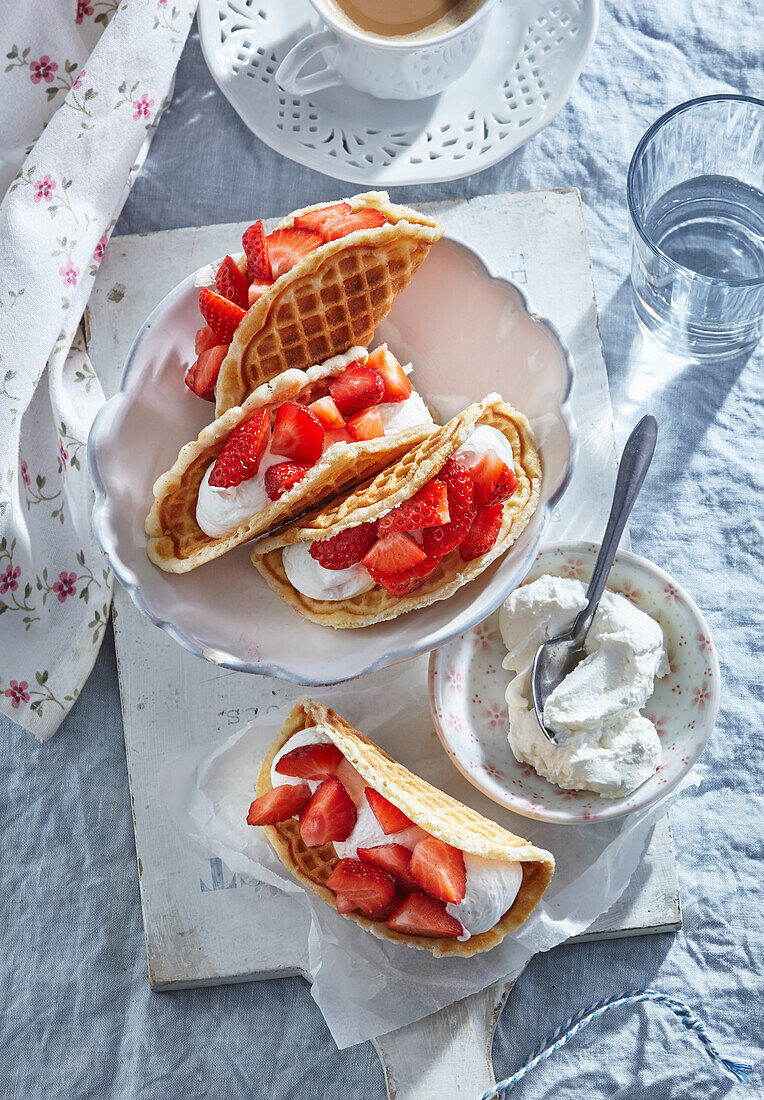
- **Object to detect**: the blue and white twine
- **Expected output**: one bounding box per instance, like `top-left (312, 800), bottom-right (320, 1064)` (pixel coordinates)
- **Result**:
top-left (478, 988), bottom-right (754, 1099)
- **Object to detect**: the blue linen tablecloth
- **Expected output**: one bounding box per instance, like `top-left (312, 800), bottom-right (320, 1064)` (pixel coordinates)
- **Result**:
top-left (1, 2), bottom-right (762, 1096)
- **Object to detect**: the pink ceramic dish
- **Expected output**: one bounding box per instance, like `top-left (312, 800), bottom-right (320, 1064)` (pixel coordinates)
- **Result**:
top-left (88, 235), bottom-right (575, 684)
top-left (429, 541), bottom-right (719, 824)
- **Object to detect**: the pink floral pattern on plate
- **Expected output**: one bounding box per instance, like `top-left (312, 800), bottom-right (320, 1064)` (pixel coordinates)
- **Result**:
top-left (429, 541), bottom-right (720, 824)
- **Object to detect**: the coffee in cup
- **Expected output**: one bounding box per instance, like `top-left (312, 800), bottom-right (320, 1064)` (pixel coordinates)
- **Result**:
top-left (324, 0), bottom-right (485, 40)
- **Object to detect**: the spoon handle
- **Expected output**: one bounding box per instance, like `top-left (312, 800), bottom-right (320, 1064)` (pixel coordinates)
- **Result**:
top-left (573, 414), bottom-right (658, 637)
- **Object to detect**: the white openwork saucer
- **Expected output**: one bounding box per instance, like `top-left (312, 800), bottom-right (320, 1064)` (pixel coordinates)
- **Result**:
top-left (197, 0), bottom-right (598, 186)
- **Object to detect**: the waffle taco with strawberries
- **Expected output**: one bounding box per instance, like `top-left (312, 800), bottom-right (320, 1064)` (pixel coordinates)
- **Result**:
top-left (249, 396), bottom-right (542, 626)
top-left (146, 345), bottom-right (436, 573)
top-left (247, 699), bottom-right (554, 957)
top-left (183, 192), bottom-right (443, 415)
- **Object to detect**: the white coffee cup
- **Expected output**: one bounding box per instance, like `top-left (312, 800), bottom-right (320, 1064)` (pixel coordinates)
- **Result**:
top-left (275, 0), bottom-right (500, 101)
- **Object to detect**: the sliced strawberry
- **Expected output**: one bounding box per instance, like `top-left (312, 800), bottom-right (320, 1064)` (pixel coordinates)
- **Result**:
top-left (366, 345), bottom-right (412, 403)
top-left (460, 504), bottom-right (504, 562)
top-left (185, 344), bottom-right (228, 402)
top-left (271, 402), bottom-right (325, 466)
top-left (366, 556), bottom-right (440, 598)
top-left (421, 459), bottom-right (476, 558)
top-left (248, 277), bottom-right (273, 306)
top-left (326, 858), bottom-right (395, 915)
top-left (347, 406), bottom-right (384, 441)
top-left (242, 219), bottom-right (272, 281)
top-left (362, 531), bottom-right (427, 574)
top-left (357, 844), bottom-right (418, 892)
top-left (334, 892), bottom-right (358, 915)
top-left (195, 324), bottom-right (220, 355)
top-left (309, 521), bottom-right (378, 571)
top-left (266, 227), bottom-right (324, 279)
top-left (328, 363), bottom-right (385, 417)
top-left (377, 479), bottom-right (449, 536)
top-left (309, 395), bottom-right (346, 430)
top-left (293, 201), bottom-right (351, 236)
top-left (208, 409), bottom-right (271, 488)
top-left (275, 742), bottom-right (344, 781)
top-left (264, 462), bottom-right (310, 501)
top-left (365, 787), bottom-right (414, 834)
top-left (410, 836), bottom-right (466, 904)
top-left (299, 775), bottom-right (356, 847)
top-left (199, 287), bottom-right (246, 345)
top-left (321, 208), bottom-right (387, 241)
top-left (246, 782), bottom-right (311, 826)
top-left (465, 448), bottom-right (519, 508)
top-left (386, 892), bottom-right (463, 938)
top-left (215, 255), bottom-right (250, 308)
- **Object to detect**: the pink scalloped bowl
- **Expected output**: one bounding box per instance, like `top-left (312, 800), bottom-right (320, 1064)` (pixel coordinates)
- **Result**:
top-left (429, 541), bottom-right (720, 824)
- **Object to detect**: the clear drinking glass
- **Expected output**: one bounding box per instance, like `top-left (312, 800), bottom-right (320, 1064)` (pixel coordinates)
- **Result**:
top-left (628, 94), bottom-right (764, 358)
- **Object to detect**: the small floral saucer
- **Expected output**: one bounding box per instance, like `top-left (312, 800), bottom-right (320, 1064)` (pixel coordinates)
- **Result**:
top-left (428, 541), bottom-right (720, 824)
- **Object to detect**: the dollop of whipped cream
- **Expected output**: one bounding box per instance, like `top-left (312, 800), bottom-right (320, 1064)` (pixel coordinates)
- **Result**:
top-left (500, 575), bottom-right (669, 797)
top-left (270, 729), bottom-right (522, 939)
top-left (453, 423), bottom-right (516, 470)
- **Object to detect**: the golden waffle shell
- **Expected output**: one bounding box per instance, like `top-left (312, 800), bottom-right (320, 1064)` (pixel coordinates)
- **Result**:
top-left (214, 192), bottom-right (443, 415)
top-left (145, 348), bottom-right (434, 573)
top-left (257, 700), bottom-right (554, 958)
top-left (250, 398), bottom-right (542, 627)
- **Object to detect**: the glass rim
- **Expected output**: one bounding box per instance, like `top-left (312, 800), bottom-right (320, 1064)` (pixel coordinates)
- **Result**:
top-left (627, 93), bottom-right (764, 289)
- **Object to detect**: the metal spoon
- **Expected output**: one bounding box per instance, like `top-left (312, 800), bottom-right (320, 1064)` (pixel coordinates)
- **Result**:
top-left (531, 414), bottom-right (658, 743)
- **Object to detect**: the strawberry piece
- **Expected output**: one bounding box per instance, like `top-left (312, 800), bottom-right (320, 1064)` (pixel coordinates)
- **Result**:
top-left (365, 787), bottom-right (414, 834)
top-left (208, 409), bottom-right (271, 488)
top-left (465, 448), bottom-right (519, 508)
top-left (421, 459), bottom-right (476, 558)
top-left (347, 406), bottom-right (384, 441)
top-left (309, 394), bottom-right (346, 430)
top-left (246, 782), bottom-right (311, 826)
top-left (185, 344), bottom-right (228, 402)
top-left (215, 255), bottom-right (250, 308)
top-left (357, 844), bottom-right (418, 892)
top-left (328, 363), bottom-right (385, 417)
top-left (271, 402), bottom-right (325, 466)
top-left (195, 324), bottom-right (220, 355)
top-left (293, 202), bottom-right (352, 236)
top-left (366, 345), bottom-right (412, 403)
top-left (309, 521), bottom-right (378, 570)
top-left (362, 531), bottom-right (426, 573)
top-left (377, 479), bottom-right (449, 536)
top-left (199, 287), bottom-right (246, 344)
top-left (460, 504), bottom-right (504, 562)
top-left (326, 858), bottom-right (395, 915)
top-left (386, 892), bottom-right (463, 938)
top-left (299, 775), bottom-right (356, 847)
top-left (275, 742), bottom-right (344, 781)
top-left (366, 556), bottom-right (440, 598)
top-left (264, 462), bottom-right (310, 501)
top-left (242, 219), bottom-right (272, 281)
top-left (266, 227), bottom-right (324, 279)
top-left (320, 208), bottom-right (387, 240)
top-left (410, 836), bottom-right (466, 904)
top-left (248, 277), bottom-right (273, 306)
top-left (334, 892), bottom-right (357, 915)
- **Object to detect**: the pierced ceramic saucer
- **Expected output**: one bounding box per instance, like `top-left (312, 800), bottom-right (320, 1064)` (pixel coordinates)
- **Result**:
top-left (429, 542), bottom-right (719, 823)
top-left (198, 0), bottom-right (598, 186)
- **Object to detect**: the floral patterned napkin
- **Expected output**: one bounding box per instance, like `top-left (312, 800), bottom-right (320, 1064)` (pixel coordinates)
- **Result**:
top-left (0, 0), bottom-right (196, 739)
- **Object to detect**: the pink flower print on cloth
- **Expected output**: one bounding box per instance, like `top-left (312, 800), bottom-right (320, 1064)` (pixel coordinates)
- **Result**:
top-left (133, 94), bottom-right (154, 121)
top-left (52, 572), bottom-right (77, 603)
top-left (93, 234), bottom-right (108, 263)
top-left (34, 175), bottom-right (56, 203)
top-left (4, 681), bottom-right (30, 709)
top-left (76, 0), bottom-right (95, 23)
top-left (72, 70), bottom-right (86, 91)
top-left (0, 565), bottom-right (21, 594)
top-left (59, 262), bottom-right (79, 288)
top-left (29, 56), bottom-right (58, 84)
top-left (21, 462), bottom-right (30, 488)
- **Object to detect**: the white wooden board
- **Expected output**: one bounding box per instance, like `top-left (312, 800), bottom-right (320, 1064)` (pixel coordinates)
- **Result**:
top-left (87, 191), bottom-right (680, 1098)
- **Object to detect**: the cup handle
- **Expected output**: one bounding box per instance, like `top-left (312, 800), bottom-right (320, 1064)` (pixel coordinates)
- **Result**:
top-left (275, 30), bottom-right (343, 95)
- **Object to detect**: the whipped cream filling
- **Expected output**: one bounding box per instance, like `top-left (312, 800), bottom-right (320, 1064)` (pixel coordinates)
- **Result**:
top-left (284, 423), bottom-right (515, 603)
top-left (500, 575), bottom-right (669, 797)
top-left (271, 728), bottom-right (523, 939)
top-left (195, 362), bottom-right (433, 540)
